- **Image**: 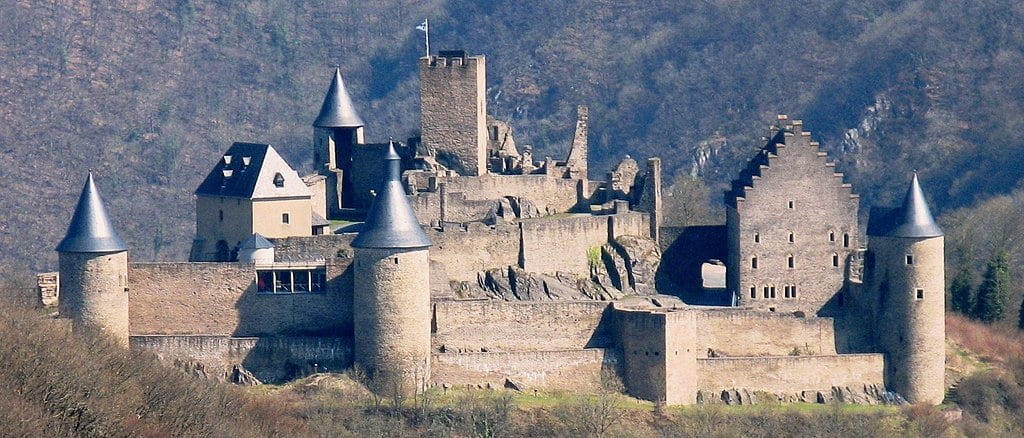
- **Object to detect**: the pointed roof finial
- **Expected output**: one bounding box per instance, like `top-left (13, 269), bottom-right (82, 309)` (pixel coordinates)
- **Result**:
top-left (352, 142), bottom-right (431, 249)
top-left (313, 67), bottom-right (365, 128)
top-left (877, 173), bottom-right (943, 238)
top-left (56, 172), bottom-right (128, 253)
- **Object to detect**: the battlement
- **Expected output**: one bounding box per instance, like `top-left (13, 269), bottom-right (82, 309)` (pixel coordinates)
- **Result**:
top-left (421, 50), bottom-right (482, 68)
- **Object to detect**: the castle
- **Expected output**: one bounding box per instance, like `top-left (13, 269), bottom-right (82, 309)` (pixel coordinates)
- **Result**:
top-left (47, 50), bottom-right (945, 405)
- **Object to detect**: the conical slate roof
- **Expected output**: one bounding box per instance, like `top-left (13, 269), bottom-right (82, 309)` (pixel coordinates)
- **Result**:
top-left (56, 173), bottom-right (128, 253)
top-left (313, 68), bottom-right (364, 128)
top-left (239, 233), bottom-right (274, 250)
top-left (351, 143), bottom-right (432, 249)
top-left (867, 173), bottom-right (943, 238)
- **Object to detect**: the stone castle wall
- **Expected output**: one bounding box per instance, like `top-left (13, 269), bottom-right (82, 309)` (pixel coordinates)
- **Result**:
top-left (521, 212), bottom-right (649, 276)
top-left (427, 223), bottom-right (521, 282)
top-left (410, 174), bottom-right (590, 224)
top-left (430, 349), bottom-right (616, 391)
top-left (696, 354), bottom-right (884, 395)
top-left (432, 300), bottom-right (613, 352)
top-left (127, 261), bottom-right (352, 336)
top-left (131, 335), bottom-right (352, 383)
top-left (695, 309), bottom-right (837, 357)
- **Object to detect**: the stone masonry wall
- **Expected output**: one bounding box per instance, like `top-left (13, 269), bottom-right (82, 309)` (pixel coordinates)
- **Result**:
top-left (696, 354), bottom-right (884, 394)
top-left (59, 251), bottom-right (129, 345)
top-left (432, 300), bottom-right (612, 352)
top-left (427, 223), bottom-right (521, 282)
top-left (128, 261), bottom-right (352, 336)
top-left (430, 349), bottom-right (616, 391)
top-left (131, 335), bottom-right (352, 383)
top-left (695, 309), bottom-right (837, 357)
top-left (520, 212), bottom-right (649, 276)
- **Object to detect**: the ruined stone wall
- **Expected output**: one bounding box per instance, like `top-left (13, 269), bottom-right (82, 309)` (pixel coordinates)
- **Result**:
top-left (432, 300), bottom-right (612, 352)
top-left (131, 335), bottom-right (352, 383)
top-left (59, 251), bottom-right (129, 345)
top-left (411, 174), bottom-right (588, 224)
top-left (430, 349), bottom-right (616, 391)
top-left (695, 354), bottom-right (884, 395)
top-left (427, 223), bottom-right (520, 282)
top-left (728, 122), bottom-right (860, 315)
top-left (695, 309), bottom-right (837, 357)
top-left (420, 54), bottom-right (487, 176)
top-left (271, 234), bottom-right (357, 261)
top-left (521, 212), bottom-right (649, 275)
top-left (127, 261), bottom-right (352, 336)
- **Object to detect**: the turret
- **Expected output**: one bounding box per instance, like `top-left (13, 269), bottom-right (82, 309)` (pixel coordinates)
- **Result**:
top-left (866, 173), bottom-right (945, 404)
top-left (352, 142), bottom-right (432, 395)
top-left (56, 173), bottom-right (130, 346)
top-left (314, 67), bottom-right (365, 214)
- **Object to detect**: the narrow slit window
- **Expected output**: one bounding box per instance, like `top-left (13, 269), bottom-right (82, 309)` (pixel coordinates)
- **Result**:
top-left (829, 230), bottom-right (835, 242)
top-left (770, 286), bottom-right (777, 298)
top-left (750, 286), bottom-right (756, 299)
top-left (792, 286), bottom-right (797, 298)
top-left (788, 255), bottom-right (795, 269)
top-left (751, 256), bottom-right (758, 269)
top-left (906, 254), bottom-right (914, 265)
top-left (763, 286), bottom-right (770, 298)
top-left (784, 285), bottom-right (791, 298)
top-left (832, 253), bottom-right (840, 267)
top-left (754, 232), bottom-right (760, 243)
top-left (843, 233), bottom-right (850, 248)
top-left (788, 232), bottom-right (795, 243)
top-left (916, 288), bottom-right (924, 300)
top-left (788, 200), bottom-right (795, 209)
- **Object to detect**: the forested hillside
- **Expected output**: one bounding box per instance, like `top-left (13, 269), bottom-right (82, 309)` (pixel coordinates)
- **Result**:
top-left (3, 0), bottom-right (1024, 272)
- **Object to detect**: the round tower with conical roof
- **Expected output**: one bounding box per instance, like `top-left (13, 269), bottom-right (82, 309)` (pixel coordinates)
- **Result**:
top-left (56, 173), bottom-right (130, 346)
top-left (314, 67), bottom-right (365, 213)
top-left (352, 142), bottom-right (432, 395)
top-left (866, 173), bottom-right (945, 404)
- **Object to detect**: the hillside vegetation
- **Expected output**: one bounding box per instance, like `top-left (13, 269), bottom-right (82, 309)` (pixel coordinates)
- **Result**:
top-left (3, 0), bottom-right (1024, 272)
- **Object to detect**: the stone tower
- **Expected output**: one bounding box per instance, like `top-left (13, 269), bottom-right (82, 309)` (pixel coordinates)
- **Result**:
top-left (420, 50), bottom-right (487, 176)
top-left (56, 173), bottom-right (130, 346)
top-left (351, 142), bottom-right (433, 395)
top-left (314, 68), bottom-right (365, 214)
top-left (866, 173), bottom-right (945, 404)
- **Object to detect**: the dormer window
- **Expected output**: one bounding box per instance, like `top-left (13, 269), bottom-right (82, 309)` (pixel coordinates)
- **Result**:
top-left (273, 173), bottom-right (285, 188)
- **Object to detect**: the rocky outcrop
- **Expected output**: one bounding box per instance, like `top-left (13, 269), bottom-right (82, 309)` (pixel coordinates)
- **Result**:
top-left (594, 235), bottom-right (661, 296)
top-left (482, 196), bottom-right (544, 225)
top-left (697, 384), bottom-right (906, 406)
top-left (469, 266), bottom-right (621, 301)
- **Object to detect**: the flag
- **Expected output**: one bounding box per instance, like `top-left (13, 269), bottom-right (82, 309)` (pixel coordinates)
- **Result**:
top-left (416, 19), bottom-right (428, 32)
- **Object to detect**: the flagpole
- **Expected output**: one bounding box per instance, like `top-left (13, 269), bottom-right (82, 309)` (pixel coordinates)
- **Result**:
top-left (424, 19), bottom-right (430, 57)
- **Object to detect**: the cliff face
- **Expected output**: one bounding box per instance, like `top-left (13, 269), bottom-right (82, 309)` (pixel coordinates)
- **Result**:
top-left (3, 0), bottom-right (1024, 272)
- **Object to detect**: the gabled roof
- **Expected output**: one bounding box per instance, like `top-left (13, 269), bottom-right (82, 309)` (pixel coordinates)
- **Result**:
top-left (313, 68), bottom-right (364, 128)
top-left (867, 173), bottom-right (943, 238)
top-left (238, 233), bottom-right (274, 250)
top-left (195, 143), bottom-right (312, 200)
top-left (56, 173), bottom-right (128, 253)
top-left (351, 142), bottom-right (432, 249)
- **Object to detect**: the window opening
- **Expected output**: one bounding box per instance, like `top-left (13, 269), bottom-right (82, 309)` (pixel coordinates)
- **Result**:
top-left (833, 253), bottom-right (840, 267)
top-left (257, 268), bottom-right (328, 294)
top-left (906, 254), bottom-right (914, 265)
top-left (916, 289), bottom-right (924, 300)
top-left (829, 231), bottom-right (835, 242)
top-left (750, 286), bottom-right (756, 299)
top-left (282, 213), bottom-right (290, 224)
top-left (843, 233), bottom-right (850, 248)
top-left (754, 232), bottom-right (760, 243)
top-left (788, 232), bottom-right (795, 243)
top-left (788, 255), bottom-right (795, 269)
top-left (788, 200), bottom-right (795, 209)
top-left (751, 256), bottom-right (758, 269)
top-left (273, 172), bottom-right (285, 188)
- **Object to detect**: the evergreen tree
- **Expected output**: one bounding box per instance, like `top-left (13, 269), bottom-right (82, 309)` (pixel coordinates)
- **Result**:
top-left (974, 251), bottom-right (1010, 323)
top-left (949, 267), bottom-right (975, 315)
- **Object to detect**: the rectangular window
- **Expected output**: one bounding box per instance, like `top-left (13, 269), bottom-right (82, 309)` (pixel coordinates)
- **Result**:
top-left (751, 256), bottom-right (758, 269)
top-left (906, 254), bottom-right (914, 265)
top-left (256, 268), bottom-right (328, 294)
top-left (770, 286), bottom-right (777, 298)
top-left (916, 288), bottom-right (924, 300)
top-left (788, 200), bottom-right (795, 209)
top-left (763, 286), bottom-right (770, 298)
top-left (282, 213), bottom-right (290, 224)
top-left (750, 287), bottom-right (756, 299)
